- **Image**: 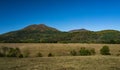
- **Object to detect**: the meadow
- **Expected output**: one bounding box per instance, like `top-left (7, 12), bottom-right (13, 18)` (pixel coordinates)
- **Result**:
top-left (0, 56), bottom-right (120, 70)
top-left (0, 43), bottom-right (120, 56)
top-left (0, 43), bottom-right (120, 70)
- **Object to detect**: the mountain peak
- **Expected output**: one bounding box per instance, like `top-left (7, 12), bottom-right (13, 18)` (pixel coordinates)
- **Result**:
top-left (22, 24), bottom-right (59, 32)
top-left (38, 24), bottom-right (47, 27)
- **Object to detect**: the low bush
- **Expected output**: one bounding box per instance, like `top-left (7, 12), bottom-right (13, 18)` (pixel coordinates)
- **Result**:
top-left (100, 46), bottom-right (111, 55)
top-left (48, 53), bottom-right (53, 57)
top-left (79, 47), bottom-right (96, 56)
top-left (0, 46), bottom-right (23, 58)
top-left (18, 54), bottom-right (23, 58)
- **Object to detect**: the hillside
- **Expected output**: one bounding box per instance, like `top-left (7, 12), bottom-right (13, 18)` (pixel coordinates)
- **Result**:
top-left (69, 28), bottom-right (90, 32)
top-left (0, 24), bottom-right (120, 43)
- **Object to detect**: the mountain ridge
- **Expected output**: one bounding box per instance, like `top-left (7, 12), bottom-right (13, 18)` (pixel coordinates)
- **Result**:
top-left (0, 24), bottom-right (120, 43)
top-left (1, 24), bottom-right (120, 34)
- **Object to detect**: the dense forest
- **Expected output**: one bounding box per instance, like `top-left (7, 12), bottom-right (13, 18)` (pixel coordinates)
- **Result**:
top-left (0, 24), bottom-right (120, 44)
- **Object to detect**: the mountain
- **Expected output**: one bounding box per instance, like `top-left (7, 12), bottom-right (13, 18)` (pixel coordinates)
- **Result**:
top-left (22, 24), bottom-right (59, 32)
top-left (0, 24), bottom-right (120, 43)
top-left (69, 28), bottom-right (90, 32)
top-left (0, 24), bottom-right (61, 43)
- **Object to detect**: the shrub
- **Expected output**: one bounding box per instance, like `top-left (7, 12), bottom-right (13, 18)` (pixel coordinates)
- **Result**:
top-left (14, 48), bottom-right (23, 58)
top-left (100, 46), bottom-right (111, 55)
top-left (6, 48), bottom-right (22, 57)
top-left (18, 54), bottom-right (23, 58)
top-left (70, 50), bottom-right (77, 56)
top-left (36, 52), bottom-right (42, 57)
top-left (48, 53), bottom-right (53, 57)
top-left (79, 47), bottom-right (96, 56)
top-left (79, 47), bottom-right (91, 56)
top-left (0, 47), bottom-right (23, 58)
top-left (6, 48), bottom-right (16, 57)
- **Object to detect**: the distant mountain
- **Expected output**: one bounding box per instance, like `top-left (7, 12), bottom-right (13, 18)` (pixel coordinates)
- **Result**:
top-left (0, 24), bottom-right (61, 43)
top-left (69, 28), bottom-right (90, 32)
top-left (96, 30), bottom-right (120, 34)
top-left (0, 24), bottom-right (120, 43)
top-left (22, 24), bottom-right (59, 32)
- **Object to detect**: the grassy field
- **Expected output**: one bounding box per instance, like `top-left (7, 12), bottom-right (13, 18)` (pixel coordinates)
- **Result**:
top-left (0, 56), bottom-right (120, 70)
top-left (0, 43), bottom-right (120, 70)
top-left (0, 43), bottom-right (120, 56)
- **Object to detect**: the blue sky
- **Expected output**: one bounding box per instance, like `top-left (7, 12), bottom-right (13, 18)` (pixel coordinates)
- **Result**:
top-left (0, 0), bottom-right (120, 34)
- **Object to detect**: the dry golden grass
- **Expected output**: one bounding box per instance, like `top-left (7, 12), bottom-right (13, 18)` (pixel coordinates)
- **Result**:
top-left (0, 56), bottom-right (120, 70)
top-left (0, 43), bottom-right (120, 70)
top-left (0, 43), bottom-right (120, 56)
